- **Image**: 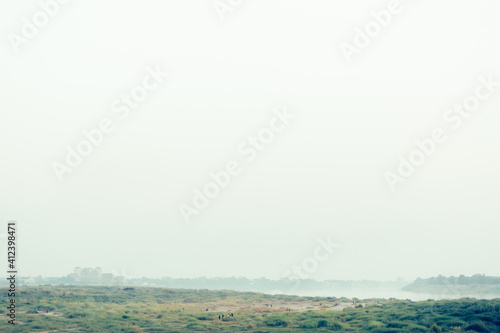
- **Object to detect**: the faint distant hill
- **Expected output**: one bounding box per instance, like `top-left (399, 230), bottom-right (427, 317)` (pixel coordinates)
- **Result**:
top-left (3, 274), bottom-right (408, 294)
top-left (402, 274), bottom-right (500, 296)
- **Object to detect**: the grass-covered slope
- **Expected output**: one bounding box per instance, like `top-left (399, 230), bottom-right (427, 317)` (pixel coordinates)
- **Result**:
top-left (1, 286), bottom-right (499, 332)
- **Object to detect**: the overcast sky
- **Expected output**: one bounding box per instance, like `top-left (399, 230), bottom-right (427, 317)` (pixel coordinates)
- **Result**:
top-left (1, 0), bottom-right (499, 282)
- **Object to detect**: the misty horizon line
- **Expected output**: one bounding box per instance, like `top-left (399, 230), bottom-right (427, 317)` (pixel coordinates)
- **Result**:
top-left (16, 272), bottom-right (499, 282)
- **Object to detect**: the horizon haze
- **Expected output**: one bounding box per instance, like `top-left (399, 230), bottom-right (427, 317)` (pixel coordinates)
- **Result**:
top-left (1, 0), bottom-right (499, 285)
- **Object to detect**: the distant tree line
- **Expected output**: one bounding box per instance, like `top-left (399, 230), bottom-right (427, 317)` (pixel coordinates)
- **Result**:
top-left (0, 275), bottom-right (408, 291)
top-left (405, 274), bottom-right (500, 289)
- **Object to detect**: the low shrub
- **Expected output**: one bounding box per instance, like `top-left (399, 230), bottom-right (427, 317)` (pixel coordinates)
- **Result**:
top-left (264, 314), bottom-right (289, 327)
top-left (298, 320), bottom-right (317, 328)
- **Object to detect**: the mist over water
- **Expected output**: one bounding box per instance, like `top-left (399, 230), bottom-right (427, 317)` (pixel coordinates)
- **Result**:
top-left (270, 289), bottom-right (500, 301)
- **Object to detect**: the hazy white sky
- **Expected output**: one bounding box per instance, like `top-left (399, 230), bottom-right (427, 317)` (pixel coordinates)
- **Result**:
top-left (1, 0), bottom-right (499, 281)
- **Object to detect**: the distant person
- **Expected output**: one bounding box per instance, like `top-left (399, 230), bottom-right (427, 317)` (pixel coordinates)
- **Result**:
top-left (219, 315), bottom-right (221, 320)
top-left (46, 309), bottom-right (48, 313)
top-left (206, 308), bottom-right (208, 311)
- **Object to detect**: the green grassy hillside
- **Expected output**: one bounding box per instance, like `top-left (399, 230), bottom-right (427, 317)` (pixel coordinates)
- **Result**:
top-left (1, 286), bottom-right (499, 332)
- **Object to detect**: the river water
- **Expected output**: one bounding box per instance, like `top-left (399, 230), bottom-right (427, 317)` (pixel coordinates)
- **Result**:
top-left (266, 288), bottom-right (500, 301)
